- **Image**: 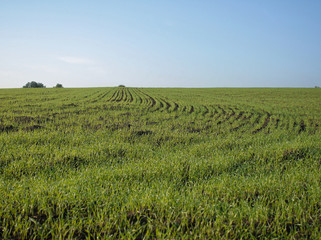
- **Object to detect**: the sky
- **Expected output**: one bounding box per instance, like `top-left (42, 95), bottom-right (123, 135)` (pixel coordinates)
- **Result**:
top-left (1, 0), bottom-right (321, 88)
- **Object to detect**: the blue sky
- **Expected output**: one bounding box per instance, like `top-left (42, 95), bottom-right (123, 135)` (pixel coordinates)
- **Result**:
top-left (1, 0), bottom-right (321, 88)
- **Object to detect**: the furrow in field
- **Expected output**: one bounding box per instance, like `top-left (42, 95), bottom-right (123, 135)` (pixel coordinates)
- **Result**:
top-left (115, 89), bottom-right (124, 102)
top-left (213, 106), bottom-right (229, 125)
top-left (149, 97), bottom-right (170, 112)
top-left (234, 112), bottom-right (255, 133)
top-left (201, 105), bottom-right (209, 116)
top-left (110, 89), bottom-right (119, 102)
top-left (217, 105), bottom-right (226, 115)
top-left (134, 89), bottom-right (150, 106)
top-left (126, 89), bottom-right (134, 103)
top-left (90, 91), bottom-right (105, 102)
top-left (294, 119), bottom-right (306, 134)
top-left (157, 101), bottom-right (164, 111)
top-left (145, 93), bottom-right (157, 108)
top-left (230, 118), bottom-right (250, 132)
top-left (137, 89), bottom-right (185, 113)
top-left (91, 89), bottom-right (114, 103)
top-left (268, 116), bottom-right (281, 132)
top-left (107, 89), bottom-right (119, 102)
top-left (213, 106), bottom-right (235, 126)
top-left (136, 89), bottom-right (157, 108)
top-left (235, 111), bottom-right (245, 120)
top-left (223, 107), bottom-right (236, 123)
top-left (122, 89), bottom-right (127, 102)
top-left (274, 117), bottom-right (281, 129)
top-left (213, 106), bottom-right (224, 122)
top-left (131, 89), bottom-right (143, 104)
top-left (251, 113), bottom-right (262, 127)
top-left (154, 98), bottom-right (167, 112)
top-left (252, 112), bottom-right (271, 134)
top-left (173, 102), bottom-right (179, 111)
top-left (160, 98), bottom-right (171, 111)
top-left (189, 105), bottom-right (194, 114)
top-left (207, 105), bottom-right (219, 118)
top-left (275, 116), bottom-right (285, 130)
top-left (83, 90), bottom-right (103, 103)
top-left (231, 122), bottom-right (248, 132)
top-left (117, 89), bottom-right (124, 102)
top-left (122, 89), bottom-right (128, 102)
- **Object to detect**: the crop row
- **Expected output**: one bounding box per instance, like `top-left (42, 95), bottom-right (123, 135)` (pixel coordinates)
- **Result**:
top-left (93, 88), bottom-right (318, 136)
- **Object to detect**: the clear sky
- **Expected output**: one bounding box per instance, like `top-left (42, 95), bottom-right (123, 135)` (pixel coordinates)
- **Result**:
top-left (1, 0), bottom-right (321, 88)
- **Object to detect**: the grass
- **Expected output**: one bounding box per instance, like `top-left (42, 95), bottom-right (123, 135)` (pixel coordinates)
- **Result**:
top-left (0, 87), bottom-right (321, 239)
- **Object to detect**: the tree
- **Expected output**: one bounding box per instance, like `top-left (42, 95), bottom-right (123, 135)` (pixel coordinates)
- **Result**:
top-left (23, 81), bottom-right (46, 88)
top-left (55, 83), bottom-right (63, 88)
top-left (118, 84), bottom-right (125, 87)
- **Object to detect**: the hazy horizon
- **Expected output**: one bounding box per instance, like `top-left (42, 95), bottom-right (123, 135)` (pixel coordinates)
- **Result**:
top-left (1, 0), bottom-right (321, 88)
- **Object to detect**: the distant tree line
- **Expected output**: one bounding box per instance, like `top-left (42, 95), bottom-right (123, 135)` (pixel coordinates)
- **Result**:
top-left (23, 81), bottom-right (46, 88)
top-left (23, 82), bottom-right (64, 88)
top-left (54, 83), bottom-right (63, 88)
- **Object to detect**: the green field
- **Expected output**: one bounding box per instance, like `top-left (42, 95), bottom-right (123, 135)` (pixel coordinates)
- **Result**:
top-left (1, 87), bottom-right (321, 239)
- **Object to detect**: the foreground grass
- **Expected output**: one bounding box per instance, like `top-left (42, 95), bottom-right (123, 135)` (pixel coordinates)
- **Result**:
top-left (0, 87), bottom-right (321, 239)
